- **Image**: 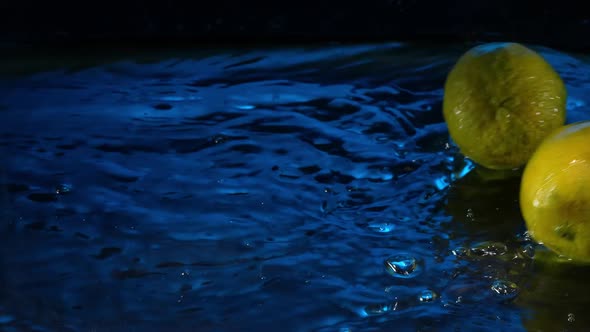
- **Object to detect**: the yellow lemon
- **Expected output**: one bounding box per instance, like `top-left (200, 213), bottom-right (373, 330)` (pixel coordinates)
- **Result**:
top-left (443, 42), bottom-right (567, 170)
top-left (520, 121), bottom-right (590, 263)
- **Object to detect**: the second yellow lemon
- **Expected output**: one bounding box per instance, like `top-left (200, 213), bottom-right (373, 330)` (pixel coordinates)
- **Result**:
top-left (443, 42), bottom-right (567, 170)
top-left (521, 121), bottom-right (590, 263)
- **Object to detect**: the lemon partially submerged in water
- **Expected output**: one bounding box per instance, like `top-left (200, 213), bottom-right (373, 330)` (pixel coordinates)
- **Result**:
top-left (521, 121), bottom-right (590, 263)
top-left (443, 42), bottom-right (567, 170)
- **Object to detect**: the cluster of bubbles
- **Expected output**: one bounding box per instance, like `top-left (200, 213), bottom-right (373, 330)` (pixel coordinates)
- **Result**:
top-left (361, 232), bottom-right (542, 318)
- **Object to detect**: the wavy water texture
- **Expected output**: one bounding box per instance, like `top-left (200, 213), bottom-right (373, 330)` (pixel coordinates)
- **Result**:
top-left (0, 43), bottom-right (589, 332)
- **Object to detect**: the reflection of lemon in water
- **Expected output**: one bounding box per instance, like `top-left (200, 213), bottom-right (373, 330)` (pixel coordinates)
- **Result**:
top-left (445, 165), bottom-right (523, 240)
top-left (518, 248), bottom-right (590, 331)
top-left (521, 121), bottom-right (590, 263)
top-left (443, 42), bottom-right (567, 170)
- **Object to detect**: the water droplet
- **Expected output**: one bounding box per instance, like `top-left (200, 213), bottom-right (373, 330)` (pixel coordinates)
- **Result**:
top-left (568, 313), bottom-right (575, 323)
top-left (490, 280), bottom-right (519, 298)
top-left (55, 183), bottom-right (73, 194)
top-left (452, 246), bottom-right (470, 258)
top-left (471, 241), bottom-right (508, 256)
top-left (368, 222), bottom-right (395, 233)
top-left (363, 303), bottom-right (393, 316)
top-left (385, 254), bottom-right (421, 278)
top-left (419, 289), bottom-right (438, 303)
top-left (465, 208), bottom-right (475, 221)
top-left (451, 159), bottom-right (475, 180)
top-left (434, 176), bottom-right (450, 190)
top-left (517, 231), bottom-right (533, 243)
top-left (520, 244), bottom-right (535, 259)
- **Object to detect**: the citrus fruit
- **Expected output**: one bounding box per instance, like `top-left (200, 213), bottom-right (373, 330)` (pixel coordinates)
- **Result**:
top-left (443, 42), bottom-right (567, 170)
top-left (520, 121), bottom-right (590, 263)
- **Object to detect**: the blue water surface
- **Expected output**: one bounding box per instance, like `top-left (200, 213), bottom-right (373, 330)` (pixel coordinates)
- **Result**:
top-left (1, 43), bottom-right (589, 332)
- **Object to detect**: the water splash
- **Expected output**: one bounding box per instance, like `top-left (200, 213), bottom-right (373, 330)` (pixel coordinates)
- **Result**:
top-left (470, 242), bottom-right (508, 257)
top-left (384, 254), bottom-right (422, 278)
top-left (490, 280), bottom-right (519, 298)
top-left (1, 42), bottom-right (588, 332)
top-left (368, 222), bottom-right (396, 233)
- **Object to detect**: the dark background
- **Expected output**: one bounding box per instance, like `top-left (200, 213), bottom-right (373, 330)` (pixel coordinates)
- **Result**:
top-left (1, 0), bottom-right (589, 52)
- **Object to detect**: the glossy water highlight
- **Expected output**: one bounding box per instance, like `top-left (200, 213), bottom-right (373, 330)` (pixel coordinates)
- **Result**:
top-left (0, 43), bottom-right (589, 331)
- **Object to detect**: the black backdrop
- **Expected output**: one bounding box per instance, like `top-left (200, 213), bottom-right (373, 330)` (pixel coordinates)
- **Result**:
top-left (1, 0), bottom-right (589, 52)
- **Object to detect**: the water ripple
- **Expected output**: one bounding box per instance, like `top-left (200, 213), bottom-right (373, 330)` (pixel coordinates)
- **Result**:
top-left (1, 42), bottom-right (589, 332)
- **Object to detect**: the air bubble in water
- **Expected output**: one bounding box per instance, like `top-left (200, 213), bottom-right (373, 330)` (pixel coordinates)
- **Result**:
top-left (452, 246), bottom-right (470, 258)
top-left (490, 280), bottom-right (519, 298)
top-left (517, 231), bottom-right (533, 243)
top-left (418, 289), bottom-right (438, 303)
top-left (568, 313), bottom-right (575, 323)
top-left (471, 241), bottom-right (508, 256)
top-left (385, 254), bottom-right (421, 278)
top-left (465, 208), bottom-right (475, 221)
top-left (520, 244), bottom-right (535, 259)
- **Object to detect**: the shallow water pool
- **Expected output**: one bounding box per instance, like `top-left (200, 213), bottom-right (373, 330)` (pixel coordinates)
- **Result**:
top-left (1, 43), bottom-right (589, 331)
